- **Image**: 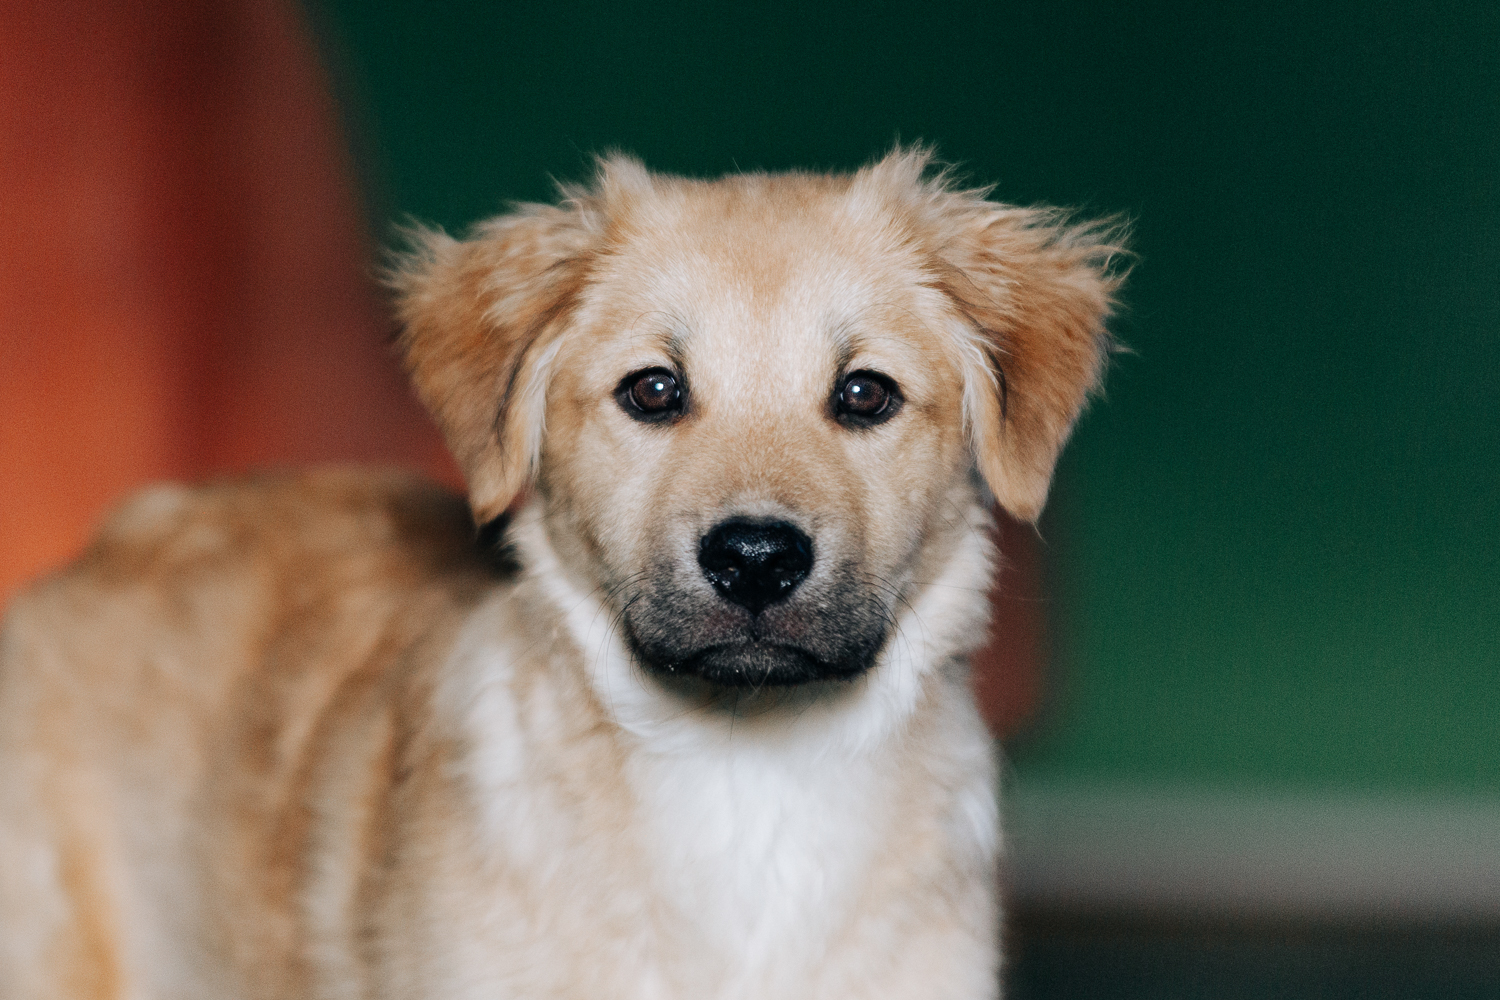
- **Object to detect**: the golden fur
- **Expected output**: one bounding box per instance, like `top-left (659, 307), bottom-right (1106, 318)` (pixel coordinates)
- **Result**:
top-left (0, 149), bottom-right (1122, 998)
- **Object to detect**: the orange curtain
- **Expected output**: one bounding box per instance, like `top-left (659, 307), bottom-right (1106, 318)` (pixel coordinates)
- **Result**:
top-left (0, 0), bottom-right (457, 604)
top-left (0, 0), bottom-right (1045, 738)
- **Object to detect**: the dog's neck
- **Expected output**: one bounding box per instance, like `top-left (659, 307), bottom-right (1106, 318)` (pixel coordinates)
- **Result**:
top-left (439, 499), bottom-right (997, 990)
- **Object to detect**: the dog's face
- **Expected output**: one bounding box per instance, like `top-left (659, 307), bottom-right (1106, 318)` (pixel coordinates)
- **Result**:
top-left (540, 190), bottom-right (973, 685)
top-left (393, 150), bottom-right (1122, 690)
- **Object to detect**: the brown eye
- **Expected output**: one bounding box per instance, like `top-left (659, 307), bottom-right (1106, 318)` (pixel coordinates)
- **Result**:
top-left (619, 367), bottom-right (683, 421)
top-left (835, 370), bottom-right (900, 425)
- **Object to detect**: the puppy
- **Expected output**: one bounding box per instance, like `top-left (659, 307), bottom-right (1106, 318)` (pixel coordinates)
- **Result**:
top-left (0, 149), bottom-right (1122, 999)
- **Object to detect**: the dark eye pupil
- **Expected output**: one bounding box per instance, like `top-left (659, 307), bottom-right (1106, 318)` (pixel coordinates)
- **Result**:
top-left (841, 376), bottom-right (887, 415)
top-left (630, 371), bottom-right (679, 412)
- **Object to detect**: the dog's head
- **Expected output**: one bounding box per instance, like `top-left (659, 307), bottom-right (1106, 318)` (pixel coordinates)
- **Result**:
top-left (392, 149), bottom-right (1123, 691)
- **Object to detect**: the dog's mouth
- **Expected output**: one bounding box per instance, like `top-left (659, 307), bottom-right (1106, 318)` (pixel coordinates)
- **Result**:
top-left (630, 638), bottom-right (874, 689)
top-left (617, 561), bottom-right (892, 691)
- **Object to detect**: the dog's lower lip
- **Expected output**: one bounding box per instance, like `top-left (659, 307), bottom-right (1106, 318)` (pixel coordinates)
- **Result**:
top-left (664, 642), bottom-right (806, 674)
top-left (640, 640), bottom-right (870, 688)
top-left (653, 641), bottom-right (799, 676)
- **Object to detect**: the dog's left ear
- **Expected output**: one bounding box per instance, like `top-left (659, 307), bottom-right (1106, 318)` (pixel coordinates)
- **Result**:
top-left (857, 149), bottom-right (1125, 522)
top-left (940, 204), bottom-right (1125, 522)
top-left (904, 166), bottom-right (1127, 523)
top-left (388, 204), bottom-right (597, 525)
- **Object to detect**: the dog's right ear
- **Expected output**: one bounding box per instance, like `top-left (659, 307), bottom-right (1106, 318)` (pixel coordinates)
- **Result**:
top-left (389, 204), bottom-right (596, 525)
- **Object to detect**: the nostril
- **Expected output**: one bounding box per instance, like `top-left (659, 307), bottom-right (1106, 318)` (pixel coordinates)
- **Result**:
top-left (698, 519), bottom-right (814, 614)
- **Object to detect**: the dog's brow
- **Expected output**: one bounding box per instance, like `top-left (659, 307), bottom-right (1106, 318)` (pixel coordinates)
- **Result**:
top-left (622, 311), bottom-right (690, 366)
top-left (829, 318), bottom-right (865, 373)
top-left (665, 330), bottom-right (688, 372)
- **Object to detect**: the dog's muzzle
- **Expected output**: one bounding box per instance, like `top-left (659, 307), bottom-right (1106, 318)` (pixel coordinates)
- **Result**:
top-left (622, 517), bottom-right (887, 688)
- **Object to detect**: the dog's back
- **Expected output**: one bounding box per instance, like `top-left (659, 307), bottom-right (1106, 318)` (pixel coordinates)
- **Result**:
top-left (0, 469), bottom-right (494, 998)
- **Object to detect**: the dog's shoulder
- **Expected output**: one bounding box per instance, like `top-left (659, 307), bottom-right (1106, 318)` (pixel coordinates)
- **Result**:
top-left (92, 466), bottom-right (498, 584)
top-left (17, 466), bottom-right (497, 606)
top-left (0, 471), bottom-right (514, 996)
top-left (0, 467), bottom-right (507, 764)
top-left (0, 465), bottom-right (503, 732)
top-left (5, 467), bottom-right (511, 711)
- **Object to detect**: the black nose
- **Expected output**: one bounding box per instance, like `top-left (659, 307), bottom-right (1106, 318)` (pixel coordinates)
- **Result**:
top-left (697, 519), bottom-right (814, 614)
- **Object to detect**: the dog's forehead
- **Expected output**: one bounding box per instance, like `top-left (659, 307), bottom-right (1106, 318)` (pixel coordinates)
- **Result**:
top-left (588, 189), bottom-right (941, 389)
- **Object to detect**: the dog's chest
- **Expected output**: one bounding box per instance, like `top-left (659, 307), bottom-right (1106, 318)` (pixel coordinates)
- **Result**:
top-left (439, 618), bottom-right (900, 998)
top-left (625, 741), bottom-right (892, 991)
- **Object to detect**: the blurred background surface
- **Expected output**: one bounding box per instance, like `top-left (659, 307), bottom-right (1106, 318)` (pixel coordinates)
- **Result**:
top-left (2, 0), bottom-right (1497, 995)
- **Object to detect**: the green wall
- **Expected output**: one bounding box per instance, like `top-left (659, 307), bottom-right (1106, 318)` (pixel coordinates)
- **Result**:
top-left (314, 1), bottom-right (1500, 797)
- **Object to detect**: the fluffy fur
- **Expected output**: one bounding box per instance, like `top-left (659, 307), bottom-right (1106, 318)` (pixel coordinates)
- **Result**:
top-left (0, 148), bottom-right (1122, 999)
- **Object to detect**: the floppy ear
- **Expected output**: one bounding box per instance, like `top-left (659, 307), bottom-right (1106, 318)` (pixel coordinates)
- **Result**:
top-left (937, 201), bottom-right (1125, 522)
top-left (853, 150), bottom-right (1124, 521)
top-left (862, 150), bottom-right (1124, 524)
top-left (388, 203), bottom-right (596, 525)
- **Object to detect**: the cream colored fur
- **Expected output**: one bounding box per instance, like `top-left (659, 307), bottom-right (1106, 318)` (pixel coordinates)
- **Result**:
top-left (0, 149), bottom-right (1121, 999)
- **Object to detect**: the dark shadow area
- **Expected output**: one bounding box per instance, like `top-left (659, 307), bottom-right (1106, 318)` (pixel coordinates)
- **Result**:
top-left (1006, 907), bottom-right (1500, 1000)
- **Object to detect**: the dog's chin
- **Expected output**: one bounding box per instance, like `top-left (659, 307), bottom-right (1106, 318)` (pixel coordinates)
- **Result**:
top-left (639, 642), bottom-right (872, 689)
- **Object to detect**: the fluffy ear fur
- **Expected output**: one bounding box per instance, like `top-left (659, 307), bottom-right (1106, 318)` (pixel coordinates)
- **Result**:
top-left (387, 200), bottom-right (601, 524)
top-left (856, 149), bottom-right (1127, 523)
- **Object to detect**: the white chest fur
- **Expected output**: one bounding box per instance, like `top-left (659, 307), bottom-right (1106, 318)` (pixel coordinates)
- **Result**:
top-left (443, 596), bottom-right (915, 996)
top-left (623, 715), bottom-right (898, 989)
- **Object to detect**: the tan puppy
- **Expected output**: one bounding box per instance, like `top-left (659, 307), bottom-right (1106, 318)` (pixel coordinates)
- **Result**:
top-left (0, 149), bottom-right (1122, 999)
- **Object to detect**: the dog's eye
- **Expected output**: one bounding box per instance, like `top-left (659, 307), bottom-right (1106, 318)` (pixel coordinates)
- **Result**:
top-left (835, 370), bottom-right (900, 426)
top-left (618, 367), bottom-right (684, 421)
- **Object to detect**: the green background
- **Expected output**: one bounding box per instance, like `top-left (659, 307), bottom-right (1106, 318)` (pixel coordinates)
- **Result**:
top-left (312, 0), bottom-right (1499, 797)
